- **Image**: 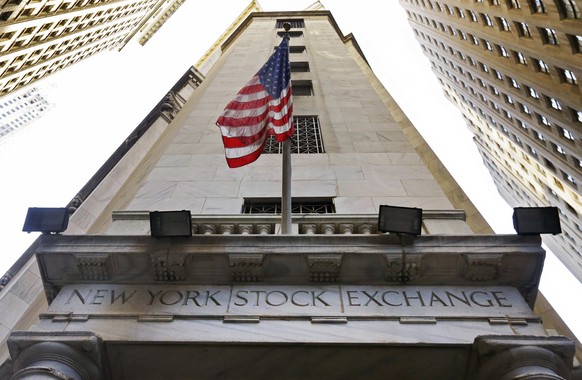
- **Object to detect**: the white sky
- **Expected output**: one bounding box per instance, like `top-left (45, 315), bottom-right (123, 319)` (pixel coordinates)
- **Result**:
top-left (0, 0), bottom-right (580, 339)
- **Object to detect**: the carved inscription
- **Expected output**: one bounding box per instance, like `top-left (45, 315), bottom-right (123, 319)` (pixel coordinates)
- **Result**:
top-left (48, 285), bottom-right (534, 319)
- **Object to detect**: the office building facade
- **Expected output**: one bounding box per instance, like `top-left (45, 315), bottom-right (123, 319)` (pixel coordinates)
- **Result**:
top-left (0, 8), bottom-right (580, 379)
top-left (0, 0), bottom-right (179, 97)
top-left (399, 0), bottom-right (582, 282)
top-left (0, 86), bottom-right (51, 141)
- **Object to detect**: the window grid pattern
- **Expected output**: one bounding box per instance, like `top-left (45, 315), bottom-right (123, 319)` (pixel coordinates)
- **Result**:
top-left (400, 0), bottom-right (582, 273)
top-left (263, 116), bottom-right (324, 154)
top-left (242, 199), bottom-right (335, 215)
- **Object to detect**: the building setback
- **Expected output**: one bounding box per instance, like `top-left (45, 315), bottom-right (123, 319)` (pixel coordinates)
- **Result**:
top-left (0, 0), bottom-right (182, 97)
top-left (0, 8), bottom-right (581, 379)
top-left (399, 0), bottom-right (582, 282)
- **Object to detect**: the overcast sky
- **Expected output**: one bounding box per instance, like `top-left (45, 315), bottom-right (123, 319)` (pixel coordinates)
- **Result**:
top-left (0, 0), bottom-right (579, 338)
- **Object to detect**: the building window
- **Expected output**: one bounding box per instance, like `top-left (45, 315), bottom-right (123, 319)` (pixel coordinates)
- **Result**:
top-left (527, 86), bottom-right (540, 99)
top-left (552, 143), bottom-right (567, 156)
top-left (277, 31), bottom-right (303, 38)
top-left (538, 114), bottom-right (551, 126)
top-left (520, 103), bottom-right (531, 114)
top-left (547, 97), bottom-right (563, 110)
top-left (516, 22), bottom-right (531, 37)
top-left (263, 115), bottom-right (324, 154)
top-left (292, 80), bottom-right (313, 96)
top-left (559, 68), bottom-right (578, 84)
top-left (468, 10), bottom-right (478, 22)
top-left (560, 126), bottom-right (575, 140)
top-left (568, 34), bottom-right (582, 52)
top-left (493, 69), bottom-right (504, 80)
top-left (540, 28), bottom-right (559, 45)
top-left (532, 0), bottom-right (546, 13)
top-left (498, 45), bottom-right (510, 57)
top-left (509, 0), bottom-right (521, 8)
top-left (290, 62), bottom-right (309, 72)
top-left (498, 17), bottom-right (511, 31)
top-left (242, 197), bottom-right (335, 214)
top-left (484, 40), bottom-right (493, 51)
top-left (533, 58), bottom-right (549, 73)
top-left (482, 13), bottom-right (494, 26)
top-left (563, 172), bottom-right (577, 187)
top-left (515, 51), bottom-right (528, 65)
top-left (276, 19), bottom-right (305, 28)
top-left (510, 77), bottom-right (520, 88)
top-left (289, 45), bottom-right (306, 54)
top-left (558, 0), bottom-right (581, 18)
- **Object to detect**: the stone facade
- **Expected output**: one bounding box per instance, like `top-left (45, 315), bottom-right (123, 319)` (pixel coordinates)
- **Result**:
top-left (0, 9), bottom-right (579, 379)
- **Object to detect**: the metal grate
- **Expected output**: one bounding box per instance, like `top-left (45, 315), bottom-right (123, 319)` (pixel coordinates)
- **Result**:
top-left (242, 198), bottom-right (335, 214)
top-left (263, 116), bottom-right (324, 154)
top-left (276, 19), bottom-right (305, 28)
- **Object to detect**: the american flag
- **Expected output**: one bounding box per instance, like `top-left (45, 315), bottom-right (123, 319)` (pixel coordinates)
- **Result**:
top-left (216, 36), bottom-right (293, 168)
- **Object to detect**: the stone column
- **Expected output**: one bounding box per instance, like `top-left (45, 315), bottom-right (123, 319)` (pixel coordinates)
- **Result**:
top-left (469, 335), bottom-right (575, 380)
top-left (8, 331), bottom-right (105, 380)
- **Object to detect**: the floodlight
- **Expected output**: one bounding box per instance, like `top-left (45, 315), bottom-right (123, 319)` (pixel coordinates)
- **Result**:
top-left (378, 205), bottom-right (423, 235)
top-left (149, 210), bottom-right (192, 238)
top-left (22, 207), bottom-right (69, 234)
top-left (513, 207), bottom-right (561, 235)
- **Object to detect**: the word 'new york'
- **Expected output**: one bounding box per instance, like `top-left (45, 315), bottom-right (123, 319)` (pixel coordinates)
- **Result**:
top-left (65, 289), bottom-right (221, 306)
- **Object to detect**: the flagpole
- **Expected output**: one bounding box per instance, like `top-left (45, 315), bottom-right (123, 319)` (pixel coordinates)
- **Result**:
top-left (281, 22), bottom-right (292, 235)
top-left (281, 139), bottom-right (292, 234)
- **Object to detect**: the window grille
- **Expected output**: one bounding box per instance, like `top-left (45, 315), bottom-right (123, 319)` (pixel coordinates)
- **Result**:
top-left (263, 116), bottom-right (324, 154)
top-left (242, 198), bottom-right (335, 214)
top-left (276, 19), bottom-right (305, 29)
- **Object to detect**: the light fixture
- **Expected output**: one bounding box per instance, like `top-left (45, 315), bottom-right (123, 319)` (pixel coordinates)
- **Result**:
top-left (512, 207), bottom-right (561, 235)
top-left (378, 205), bottom-right (423, 235)
top-left (149, 210), bottom-right (192, 238)
top-left (22, 207), bottom-right (69, 234)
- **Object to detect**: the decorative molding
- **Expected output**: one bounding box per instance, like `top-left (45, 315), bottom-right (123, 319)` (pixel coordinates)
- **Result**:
top-left (384, 254), bottom-right (422, 283)
top-left (307, 254), bottom-right (342, 282)
top-left (229, 254), bottom-right (264, 282)
top-left (74, 254), bottom-right (112, 281)
top-left (464, 254), bottom-right (503, 282)
top-left (151, 254), bottom-right (187, 282)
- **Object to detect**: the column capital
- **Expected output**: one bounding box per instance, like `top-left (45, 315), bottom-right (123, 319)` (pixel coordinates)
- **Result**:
top-left (469, 335), bottom-right (575, 380)
top-left (8, 331), bottom-right (106, 380)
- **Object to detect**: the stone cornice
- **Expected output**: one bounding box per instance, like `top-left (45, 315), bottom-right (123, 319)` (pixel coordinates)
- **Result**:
top-left (35, 234), bottom-right (544, 307)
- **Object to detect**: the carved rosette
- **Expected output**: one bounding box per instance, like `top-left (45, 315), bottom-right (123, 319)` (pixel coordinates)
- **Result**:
top-left (74, 254), bottom-right (111, 281)
top-left (229, 254), bottom-right (264, 282)
top-left (384, 254), bottom-right (422, 283)
top-left (307, 254), bottom-right (342, 282)
top-left (464, 254), bottom-right (503, 281)
top-left (151, 254), bottom-right (187, 282)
